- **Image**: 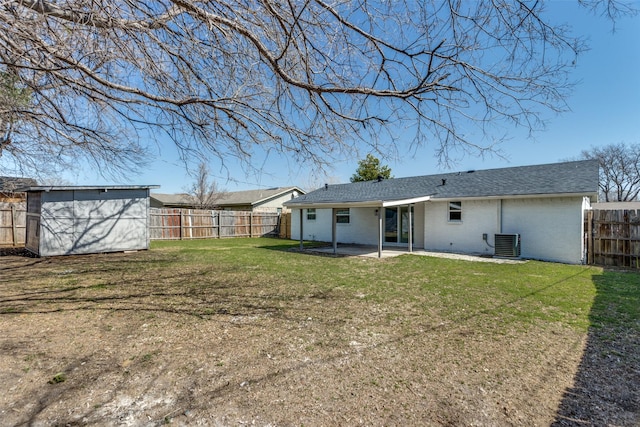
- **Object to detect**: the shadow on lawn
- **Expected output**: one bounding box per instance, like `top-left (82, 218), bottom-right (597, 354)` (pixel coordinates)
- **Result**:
top-left (0, 251), bottom-right (284, 318)
top-left (0, 250), bottom-right (362, 425)
top-left (553, 269), bottom-right (640, 426)
top-left (2, 250), bottom-right (639, 425)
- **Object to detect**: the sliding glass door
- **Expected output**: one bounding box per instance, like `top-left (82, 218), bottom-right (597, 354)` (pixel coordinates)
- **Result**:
top-left (384, 206), bottom-right (413, 244)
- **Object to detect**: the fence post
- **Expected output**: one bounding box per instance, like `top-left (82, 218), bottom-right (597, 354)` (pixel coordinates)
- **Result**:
top-left (250, 212), bottom-right (253, 238)
top-left (187, 209), bottom-right (192, 239)
top-left (10, 205), bottom-right (18, 246)
top-left (210, 209), bottom-right (216, 241)
top-left (587, 210), bottom-right (594, 265)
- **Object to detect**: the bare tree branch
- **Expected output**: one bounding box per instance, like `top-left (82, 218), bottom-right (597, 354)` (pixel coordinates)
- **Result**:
top-left (184, 162), bottom-right (227, 209)
top-left (0, 0), bottom-right (635, 178)
top-left (580, 142), bottom-right (640, 201)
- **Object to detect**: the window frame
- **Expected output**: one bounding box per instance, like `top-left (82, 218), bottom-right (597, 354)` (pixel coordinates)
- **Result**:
top-left (306, 208), bottom-right (316, 221)
top-left (336, 208), bottom-right (350, 224)
top-left (448, 201), bottom-right (462, 222)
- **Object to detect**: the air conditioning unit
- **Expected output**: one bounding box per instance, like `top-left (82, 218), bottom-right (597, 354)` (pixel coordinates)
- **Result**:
top-left (494, 233), bottom-right (521, 257)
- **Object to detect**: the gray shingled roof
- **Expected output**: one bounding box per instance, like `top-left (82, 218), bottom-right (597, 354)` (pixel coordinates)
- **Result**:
top-left (285, 160), bottom-right (599, 207)
top-left (151, 186), bottom-right (304, 207)
top-left (150, 192), bottom-right (192, 206)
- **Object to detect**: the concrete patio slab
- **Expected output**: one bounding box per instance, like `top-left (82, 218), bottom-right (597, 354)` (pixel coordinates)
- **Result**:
top-left (304, 244), bottom-right (525, 263)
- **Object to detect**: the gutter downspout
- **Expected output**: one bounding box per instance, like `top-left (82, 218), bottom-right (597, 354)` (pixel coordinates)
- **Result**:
top-left (332, 208), bottom-right (337, 255)
top-left (581, 196), bottom-right (592, 264)
top-left (378, 209), bottom-right (383, 258)
top-left (299, 208), bottom-right (303, 250)
top-left (408, 204), bottom-right (413, 253)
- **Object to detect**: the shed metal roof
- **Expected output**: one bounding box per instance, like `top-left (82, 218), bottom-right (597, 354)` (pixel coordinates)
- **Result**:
top-left (284, 160), bottom-right (599, 208)
top-left (20, 185), bottom-right (160, 192)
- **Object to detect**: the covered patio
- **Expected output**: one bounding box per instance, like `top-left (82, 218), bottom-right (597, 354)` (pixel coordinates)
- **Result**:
top-left (294, 196), bottom-right (432, 258)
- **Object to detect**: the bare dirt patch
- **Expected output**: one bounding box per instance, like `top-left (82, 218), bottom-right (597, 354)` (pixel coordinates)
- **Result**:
top-left (0, 246), bottom-right (638, 426)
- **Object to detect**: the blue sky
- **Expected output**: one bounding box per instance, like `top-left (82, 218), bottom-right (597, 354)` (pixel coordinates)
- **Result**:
top-left (64, 2), bottom-right (640, 194)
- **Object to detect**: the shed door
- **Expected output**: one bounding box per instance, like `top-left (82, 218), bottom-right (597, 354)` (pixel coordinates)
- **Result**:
top-left (24, 214), bottom-right (40, 253)
top-left (25, 192), bottom-right (42, 255)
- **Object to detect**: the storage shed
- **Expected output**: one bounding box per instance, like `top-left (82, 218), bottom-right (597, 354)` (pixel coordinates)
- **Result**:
top-left (22, 185), bottom-right (159, 256)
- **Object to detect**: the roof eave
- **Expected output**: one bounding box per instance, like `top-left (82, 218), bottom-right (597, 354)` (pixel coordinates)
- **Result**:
top-left (286, 200), bottom-right (382, 209)
top-left (382, 195), bottom-right (433, 207)
top-left (19, 185), bottom-right (161, 192)
top-left (430, 192), bottom-right (598, 201)
top-left (285, 192), bottom-right (597, 208)
top-left (285, 195), bottom-right (433, 209)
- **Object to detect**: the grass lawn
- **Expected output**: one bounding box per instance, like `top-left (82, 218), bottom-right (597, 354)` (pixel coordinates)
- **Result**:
top-left (0, 237), bottom-right (638, 425)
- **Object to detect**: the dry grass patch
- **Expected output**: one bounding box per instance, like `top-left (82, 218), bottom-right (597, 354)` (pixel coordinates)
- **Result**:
top-left (0, 238), bottom-right (638, 426)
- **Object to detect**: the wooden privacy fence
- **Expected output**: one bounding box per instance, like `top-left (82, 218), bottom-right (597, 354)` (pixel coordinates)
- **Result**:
top-left (0, 204), bottom-right (26, 247)
top-left (149, 208), bottom-right (281, 240)
top-left (584, 209), bottom-right (640, 268)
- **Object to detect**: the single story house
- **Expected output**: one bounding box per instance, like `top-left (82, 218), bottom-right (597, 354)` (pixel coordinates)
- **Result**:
top-left (151, 186), bottom-right (305, 212)
top-left (284, 160), bottom-right (599, 264)
top-left (21, 185), bottom-right (158, 256)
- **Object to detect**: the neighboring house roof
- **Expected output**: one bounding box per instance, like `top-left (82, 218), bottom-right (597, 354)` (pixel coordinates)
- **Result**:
top-left (150, 192), bottom-right (192, 207)
top-left (215, 187), bottom-right (304, 207)
top-left (591, 201), bottom-right (640, 209)
top-left (0, 176), bottom-right (37, 192)
top-left (285, 160), bottom-right (599, 208)
top-left (151, 186), bottom-right (305, 208)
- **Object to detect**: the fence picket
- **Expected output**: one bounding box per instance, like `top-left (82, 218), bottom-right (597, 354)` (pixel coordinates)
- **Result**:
top-left (149, 208), bottom-right (280, 241)
top-left (0, 204), bottom-right (26, 247)
top-left (585, 209), bottom-right (640, 268)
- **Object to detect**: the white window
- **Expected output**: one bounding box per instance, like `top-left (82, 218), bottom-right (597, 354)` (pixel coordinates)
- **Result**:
top-left (448, 201), bottom-right (462, 221)
top-left (307, 208), bottom-right (316, 221)
top-left (336, 208), bottom-right (350, 224)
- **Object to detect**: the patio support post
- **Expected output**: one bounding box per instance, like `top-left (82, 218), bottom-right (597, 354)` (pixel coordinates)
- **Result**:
top-left (378, 208), bottom-right (383, 258)
top-left (299, 208), bottom-right (304, 250)
top-left (332, 208), bottom-right (337, 255)
top-left (408, 204), bottom-right (413, 253)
